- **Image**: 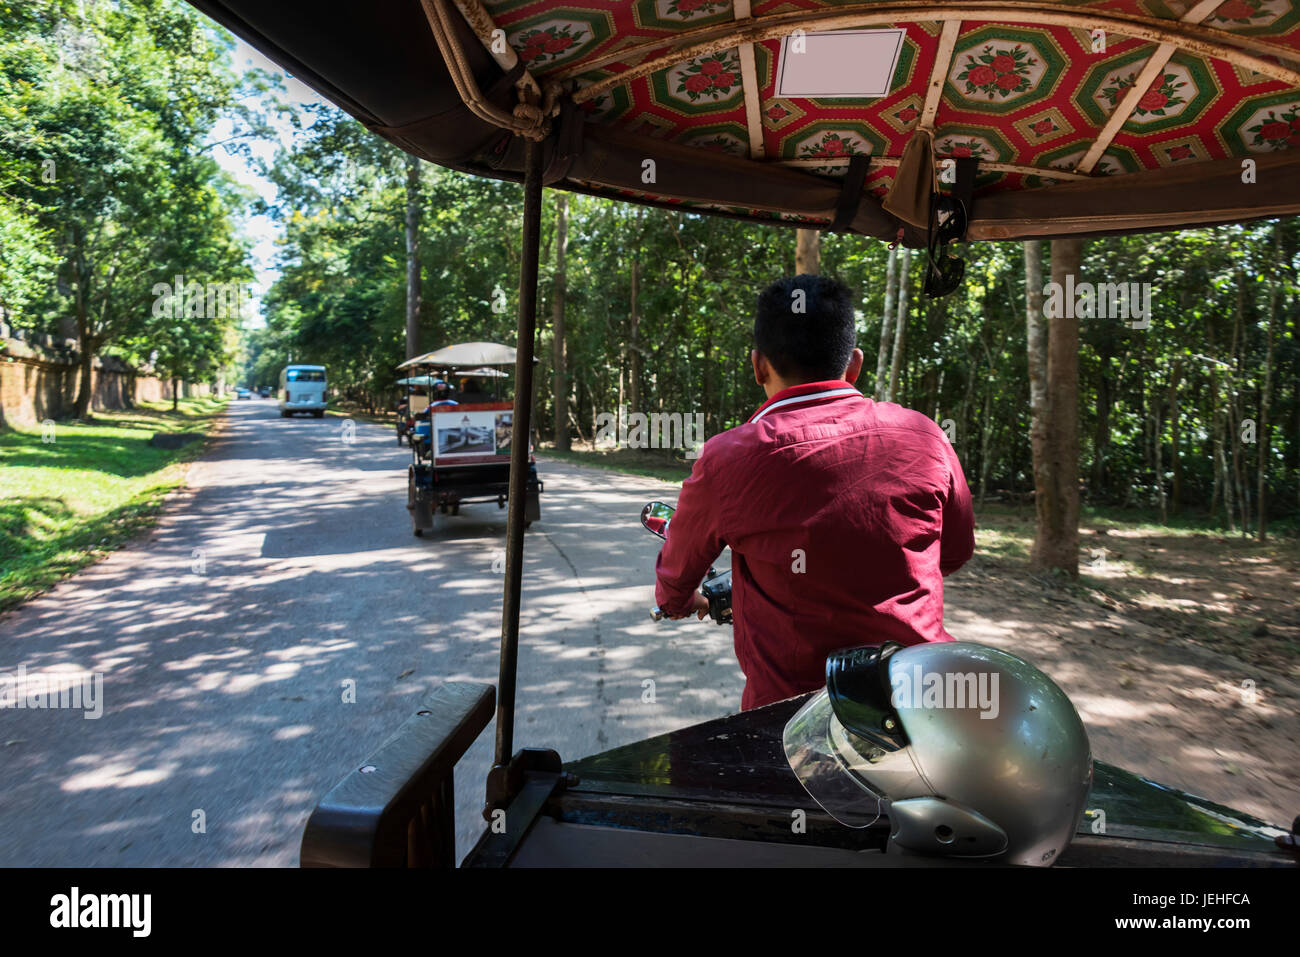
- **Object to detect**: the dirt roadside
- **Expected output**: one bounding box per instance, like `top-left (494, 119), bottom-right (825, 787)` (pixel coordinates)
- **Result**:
top-left (945, 508), bottom-right (1299, 829)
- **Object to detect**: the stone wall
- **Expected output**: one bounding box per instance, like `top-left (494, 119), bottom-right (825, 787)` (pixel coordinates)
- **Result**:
top-left (0, 327), bottom-right (201, 429)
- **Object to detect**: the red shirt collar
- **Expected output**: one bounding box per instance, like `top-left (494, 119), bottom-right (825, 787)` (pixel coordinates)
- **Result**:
top-left (748, 380), bottom-right (863, 424)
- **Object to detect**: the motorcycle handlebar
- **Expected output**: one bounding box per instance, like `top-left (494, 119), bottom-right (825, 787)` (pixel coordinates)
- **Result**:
top-left (649, 568), bottom-right (732, 626)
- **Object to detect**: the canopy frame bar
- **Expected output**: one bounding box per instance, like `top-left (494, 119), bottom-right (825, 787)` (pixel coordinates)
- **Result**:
top-left (492, 136), bottom-right (544, 772)
top-left (734, 0), bottom-right (766, 162)
top-left (451, 0), bottom-right (541, 101)
top-left (1075, 0), bottom-right (1223, 175)
top-left (920, 20), bottom-right (962, 132)
top-left (419, 0), bottom-right (554, 139)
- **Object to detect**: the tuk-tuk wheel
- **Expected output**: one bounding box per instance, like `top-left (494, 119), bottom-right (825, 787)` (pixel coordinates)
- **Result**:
top-left (313, 410), bottom-right (325, 418)
top-left (413, 528), bottom-right (423, 537)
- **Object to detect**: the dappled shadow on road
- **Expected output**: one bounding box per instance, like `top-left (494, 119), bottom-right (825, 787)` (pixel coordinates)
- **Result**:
top-left (0, 408), bottom-right (739, 865)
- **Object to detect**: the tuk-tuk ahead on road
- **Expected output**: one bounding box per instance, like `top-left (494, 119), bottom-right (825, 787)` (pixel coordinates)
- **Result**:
top-left (397, 342), bottom-right (541, 536)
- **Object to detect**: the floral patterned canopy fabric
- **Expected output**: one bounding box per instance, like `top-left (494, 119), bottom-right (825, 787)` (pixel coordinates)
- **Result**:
top-left (189, 0), bottom-right (1300, 241)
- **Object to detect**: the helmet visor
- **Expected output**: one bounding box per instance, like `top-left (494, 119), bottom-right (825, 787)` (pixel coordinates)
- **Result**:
top-left (782, 690), bottom-right (887, 829)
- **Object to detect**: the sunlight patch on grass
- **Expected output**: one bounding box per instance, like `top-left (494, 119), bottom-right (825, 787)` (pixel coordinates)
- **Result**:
top-left (973, 525), bottom-right (1031, 561)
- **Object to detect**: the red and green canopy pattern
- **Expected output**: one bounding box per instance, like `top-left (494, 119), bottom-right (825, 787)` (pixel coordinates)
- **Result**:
top-left (187, 0), bottom-right (1300, 240)
top-left (490, 0), bottom-right (1298, 201)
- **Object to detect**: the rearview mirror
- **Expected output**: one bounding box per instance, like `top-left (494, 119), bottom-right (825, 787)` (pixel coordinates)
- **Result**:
top-left (640, 501), bottom-right (675, 540)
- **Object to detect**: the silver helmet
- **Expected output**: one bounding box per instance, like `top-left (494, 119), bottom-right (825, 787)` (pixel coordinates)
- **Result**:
top-left (784, 641), bottom-right (1092, 866)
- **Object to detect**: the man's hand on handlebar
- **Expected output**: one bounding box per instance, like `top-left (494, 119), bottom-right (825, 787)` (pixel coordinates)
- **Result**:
top-left (667, 592), bottom-right (710, 621)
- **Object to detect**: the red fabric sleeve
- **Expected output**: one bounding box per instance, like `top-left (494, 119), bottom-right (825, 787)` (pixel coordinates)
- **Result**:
top-left (654, 446), bottom-right (727, 617)
top-left (939, 438), bottom-right (976, 576)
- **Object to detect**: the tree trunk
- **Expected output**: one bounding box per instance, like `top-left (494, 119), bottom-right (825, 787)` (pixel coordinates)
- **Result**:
top-left (551, 194), bottom-right (569, 451)
top-left (1025, 239), bottom-right (1048, 518)
top-left (1152, 396), bottom-right (1165, 524)
top-left (1168, 358), bottom-right (1183, 515)
top-left (1031, 238), bottom-right (1082, 578)
top-left (978, 381), bottom-right (994, 504)
top-left (875, 245), bottom-right (898, 400)
top-left (74, 338), bottom-right (94, 420)
top-left (71, 240), bottom-right (95, 420)
top-left (403, 154), bottom-right (422, 360)
top-left (1291, 392), bottom-right (1300, 511)
top-left (887, 248), bottom-right (911, 403)
top-left (703, 322), bottom-right (714, 434)
top-left (1257, 227), bottom-right (1281, 542)
top-left (795, 228), bottom-right (820, 274)
top-left (959, 348), bottom-right (976, 463)
top-left (1290, 364), bottom-right (1300, 511)
top-left (172, 377), bottom-right (179, 412)
top-left (1210, 366), bottom-right (1224, 524)
top-left (1092, 349), bottom-right (1111, 498)
top-left (629, 256), bottom-right (642, 416)
top-left (1231, 268), bottom-right (1249, 534)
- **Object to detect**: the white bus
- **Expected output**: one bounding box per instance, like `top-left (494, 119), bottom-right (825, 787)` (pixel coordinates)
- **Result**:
top-left (279, 365), bottom-right (327, 417)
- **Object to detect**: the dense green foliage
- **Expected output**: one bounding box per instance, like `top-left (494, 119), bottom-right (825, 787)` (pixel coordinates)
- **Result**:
top-left (0, 0), bottom-right (260, 409)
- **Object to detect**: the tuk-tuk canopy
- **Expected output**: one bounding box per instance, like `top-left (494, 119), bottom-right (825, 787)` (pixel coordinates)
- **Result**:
top-left (189, 0), bottom-right (1300, 244)
top-left (398, 341), bottom-right (520, 370)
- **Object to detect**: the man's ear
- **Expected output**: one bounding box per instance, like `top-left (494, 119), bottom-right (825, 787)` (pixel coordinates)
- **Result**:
top-left (752, 349), bottom-right (769, 387)
top-left (843, 347), bottom-right (865, 385)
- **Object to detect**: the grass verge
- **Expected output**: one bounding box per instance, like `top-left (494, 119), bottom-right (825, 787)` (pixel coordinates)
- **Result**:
top-left (0, 396), bottom-right (227, 612)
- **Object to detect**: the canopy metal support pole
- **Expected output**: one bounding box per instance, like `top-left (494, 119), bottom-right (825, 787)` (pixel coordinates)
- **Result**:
top-left (493, 136), bottom-right (543, 769)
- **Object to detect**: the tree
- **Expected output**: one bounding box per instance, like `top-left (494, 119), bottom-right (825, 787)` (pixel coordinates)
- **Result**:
top-left (887, 248), bottom-right (911, 403)
top-left (795, 228), bottom-right (819, 274)
top-left (1025, 241), bottom-right (1047, 519)
top-left (2, 0), bottom-right (253, 417)
top-left (404, 153), bottom-right (422, 359)
top-left (1031, 239), bottom-right (1083, 577)
top-left (874, 245), bottom-right (897, 399)
top-left (551, 193), bottom-right (569, 450)
top-left (1257, 224), bottom-right (1282, 541)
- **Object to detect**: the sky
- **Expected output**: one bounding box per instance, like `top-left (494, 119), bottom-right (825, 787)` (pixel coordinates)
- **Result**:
top-left (206, 37), bottom-right (326, 329)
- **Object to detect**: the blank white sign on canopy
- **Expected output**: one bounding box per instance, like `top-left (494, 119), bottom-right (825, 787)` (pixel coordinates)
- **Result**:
top-left (776, 30), bottom-right (906, 99)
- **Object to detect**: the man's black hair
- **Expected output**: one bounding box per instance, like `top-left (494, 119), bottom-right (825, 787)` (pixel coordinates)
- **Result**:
top-left (753, 274), bottom-right (856, 382)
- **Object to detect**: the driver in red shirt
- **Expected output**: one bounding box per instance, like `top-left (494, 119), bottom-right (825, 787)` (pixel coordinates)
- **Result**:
top-left (654, 275), bottom-right (975, 710)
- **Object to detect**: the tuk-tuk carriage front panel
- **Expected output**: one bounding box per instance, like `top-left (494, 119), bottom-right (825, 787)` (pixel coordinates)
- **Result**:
top-left (461, 694), bottom-right (1294, 868)
top-left (430, 402), bottom-right (514, 466)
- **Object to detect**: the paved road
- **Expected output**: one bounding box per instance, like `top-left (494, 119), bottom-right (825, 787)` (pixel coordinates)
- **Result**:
top-left (0, 400), bottom-right (740, 866)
